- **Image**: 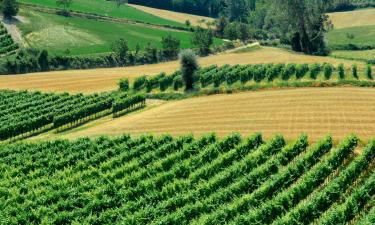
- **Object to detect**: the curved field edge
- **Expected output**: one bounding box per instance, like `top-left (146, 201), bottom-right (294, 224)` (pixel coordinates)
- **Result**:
top-left (36, 87), bottom-right (375, 142)
top-left (0, 47), bottom-right (368, 93)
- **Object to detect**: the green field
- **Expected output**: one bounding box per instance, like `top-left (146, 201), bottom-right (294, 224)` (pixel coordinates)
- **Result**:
top-left (18, 10), bottom-right (222, 56)
top-left (332, 49), bottom-right (375, 61)
top-left (20, 0), bottom-right (184, 27)
top-left (326, 25), bottom-right (375, 50)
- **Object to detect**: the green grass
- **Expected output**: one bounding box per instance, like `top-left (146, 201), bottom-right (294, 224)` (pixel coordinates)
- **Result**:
top-left (332, 49), bottom-right (375, 62)
top-left (326, 25), bottom-right (375, 50)
top-left (20, 0), bottom-right (184, 27)
top-left (18, 10), bottom-right (223, 56)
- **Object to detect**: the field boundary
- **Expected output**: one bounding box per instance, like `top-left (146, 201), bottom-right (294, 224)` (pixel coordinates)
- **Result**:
top-left (20, 3), bottom-right (191, 32)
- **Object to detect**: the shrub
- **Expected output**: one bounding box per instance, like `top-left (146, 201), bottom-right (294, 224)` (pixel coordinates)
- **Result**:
top-left (323, 63), bottom-right (333, 80)
top-left (133, 76), bottom-right (147, 91)
top-left (338, 63), bottom-right (345, 80)
top-left (160, 76), bottom-right (173, 91)
top-left (366, 64), bottom-right (372, 80)
top-left (295, 64), bottom-right (309, 79)
top-left (281, 64), bottom-right (296, 81)
top-left (309, 63), bottom-right (320, 80)
top-left (352, 64), bottom-right (358, 79)
top-left (119, 78), bottom-right (129, 91)
top-left (173, 75), bottom-right (183, 91)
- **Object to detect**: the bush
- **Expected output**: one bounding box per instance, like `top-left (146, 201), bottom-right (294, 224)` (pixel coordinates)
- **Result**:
top-left (323, 63), bottom-right (333, 80)
top-left (366, 64), bottom-right (372, 80)
top-left (159, 76), bottom-right (173, 91)
top-left (295, 64), bottom-right (309, 79)
top-left (338, 63), bottom-right (345, 80)
top-left (133, 76), bottom-right (147, 91)
top-left (173, 75), bottom-right (183, 91)
top-left (281, 64), bottom-right (296, 81)
top-left (119, 78), bottom-right (129, 91)
top-left (310, 63), bottom-right (320, 80)
top-left (352, 64), bottom-right (358, 79)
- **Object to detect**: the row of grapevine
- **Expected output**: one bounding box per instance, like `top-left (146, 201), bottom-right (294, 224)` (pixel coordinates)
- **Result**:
top-left (0, 90), bottom-right (145, 140)
top-left (0, 134), bottom-right (373, 224)
top-left (132, 63), bottom-right (373, 92)
top-left (0, 23), bottom-right (18, 55)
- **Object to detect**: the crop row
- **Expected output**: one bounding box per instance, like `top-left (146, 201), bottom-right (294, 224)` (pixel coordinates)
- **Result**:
top-left (0, 23), bottom-right (18, 55)
top-left (0, 90), bottom-right (145, 140)
top-left (0, 134), bottom-right (373, 224)
top-left (131, 63), bottom-right (373, 92)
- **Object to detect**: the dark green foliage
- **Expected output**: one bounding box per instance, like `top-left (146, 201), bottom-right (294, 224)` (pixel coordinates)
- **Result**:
top-left (173, 75), bottom-right (183, 91)
top-left (179, 49), bottom-right (199, 90)
top-left (192, 27), bottom-right (214, 56)
top-left (159, 76), bottom-right (173, 91)
top-left (133, 76), bottom-right (147, 91)
top-left (309, 63), bottom-right (321, 80)
top-left (338, 63), bottom-right (345, 80)
top-left (281, 64), bottom-right (296, 81)
top-left (119, 78), bottom-right (129, 91)
top-left (324, 63), bottom-right (333, 80)
top-left (352, 64), bottom-right (358, 79)
top-left (0, 0), bottom-right (19, 19)
top-left (366, 64), bottom-right (372, 80)
top-left (295, 64), bottom-right (309, 79)
top-left (161, 35), bottom-right (180, 59)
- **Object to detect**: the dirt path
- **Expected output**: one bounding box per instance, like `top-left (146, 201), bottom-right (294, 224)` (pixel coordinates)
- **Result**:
top-left (1, 16), bottom-right (27, 47)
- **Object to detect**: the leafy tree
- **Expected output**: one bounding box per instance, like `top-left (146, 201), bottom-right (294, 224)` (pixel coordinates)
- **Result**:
top-left (56, 0), bottom-right (73, 13)
top-left (0, 0), bottom-right (19, 19)
top-left (192, 27), bottom-right (214, 56)
top-left (179, 49), bottom-right (199, 90)
top-left (185, 20), bottom-right (191, 27)
top-left (119, 78), bottom-right (129, 91)
top-left (215, 16), bottom-right (229, 38)
top-left (112, 38), bottom-right (129, 64)
top-left (161, 35), bottom-right (181, 59)
top-left (225, 0), bottom-right (256, 22)
top-left (270, 0), bottom-right (332, 55)
top-left (144, 43), bottom-right (159, 63)
top-left (37, 50), bottom-right (49, 72)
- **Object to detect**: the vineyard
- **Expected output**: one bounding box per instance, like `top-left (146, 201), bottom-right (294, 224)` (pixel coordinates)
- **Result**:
top-left (132, 63), bottom-right (374, 93)
top-left (0, 23), bottom-right (18, 56)
top-left (0, 133), bottom-right (373, 224)
top-left (0, 90), bottom-right (145, 141)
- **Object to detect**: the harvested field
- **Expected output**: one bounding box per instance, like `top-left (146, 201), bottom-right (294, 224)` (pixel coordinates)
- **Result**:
top-left (328, 8), bottom-right (375, 29)
top-left (128, 4), bottom-right (214, 27)
top-left (46, 87), bottom-right (375, 142)
top-left (0, 47), bottom-right (363, 93)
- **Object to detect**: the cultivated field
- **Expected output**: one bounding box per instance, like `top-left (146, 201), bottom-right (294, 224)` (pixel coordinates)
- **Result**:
top-left (328, 8), bottom-right (375, 29)
top-left (17, 10), bottom-right (202, 55)
top-left (0, 47), bottom-right (363, 93)
top-left (332, 49), bottom-right (375, 61)
top-left (43, 87), bottom-right (375, 142)
top-left (20, 0), bottom-right (183, 27)
top-left (129, 4), bottom-right (215, 27)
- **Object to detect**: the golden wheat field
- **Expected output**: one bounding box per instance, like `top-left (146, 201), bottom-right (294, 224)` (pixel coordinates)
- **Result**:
top-left (0, 47), bottom-right (363, 93)
top-left (128, 4), bottom-right (215, 27)
top-left (39, 87), bottom-right (375, 142)
top-left (328, 8), bottom-right (375, 29)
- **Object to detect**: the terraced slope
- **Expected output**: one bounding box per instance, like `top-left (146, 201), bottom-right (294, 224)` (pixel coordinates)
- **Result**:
top-left (0, 134), bottom-right (373, 224)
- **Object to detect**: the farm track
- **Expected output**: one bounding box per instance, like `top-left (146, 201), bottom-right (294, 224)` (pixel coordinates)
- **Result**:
top-left (43, 87), bottom-right (375, 142)
top-left (20, 3), bottom-right (188, 32)
top-left (0, 47), bottom-right (364, 93)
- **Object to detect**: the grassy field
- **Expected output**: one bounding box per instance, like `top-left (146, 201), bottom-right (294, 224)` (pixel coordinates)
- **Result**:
top-left (128, 4), bottom-right (215, 27)
top-left (17, 10), bottom-right (209, 56)
top-left (326, 25), bottom-right (375, 49)
top-left (328, 8), bottom-right (375, 29)
top-left (0, 47), bottom-right (365, 93)
top-left (35, 87), bottom-right (375, 142)
top-left (332, 49), bottom-right (375, 61)
top-left (20, 0), bottom-right (184, 27)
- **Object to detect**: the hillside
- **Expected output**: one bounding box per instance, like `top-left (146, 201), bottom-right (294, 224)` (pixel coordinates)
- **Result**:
top-left (0, 47), bottom-right (365, 93)
top-left (36, 87), bottom-right (375, 142)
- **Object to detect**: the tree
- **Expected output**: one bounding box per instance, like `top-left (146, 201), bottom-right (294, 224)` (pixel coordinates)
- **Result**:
top-left (161, 35), bottom-right (181, 59)
top-left (0, 0), bottom-right (19, 19)
top-left (179, 49), bottom-right (199, 91)
top-left (216, 16), bottom-right (229, 38)
top-left (38, 49), bottom-right (49, 72)
top-left (225, 0), bottom-right (256, 22)
top-left (270, 0), bottom-right (332, 55)
top-left (112, 38), bottom-right (129, 64)
top-left (56, 0), bottom-right (73, 13)
top-left (192, 27), bottom-right (214, 56)
top-left (119, 78), bottom-right (129, 91)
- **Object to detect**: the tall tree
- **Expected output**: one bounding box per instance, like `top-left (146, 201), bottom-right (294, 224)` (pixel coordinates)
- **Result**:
top-left (192, 27), bottom-right (214, 56)
top-left (0, 0), bottom-right (19, 19)
top-left (225, 0), bottom-right (256, 22)
top-left (270, 0), bottom-right (332, 55)
top-left (179, 49), bottom-right (199, 91)
top-left (161, 35), bottom-right (181, 59)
